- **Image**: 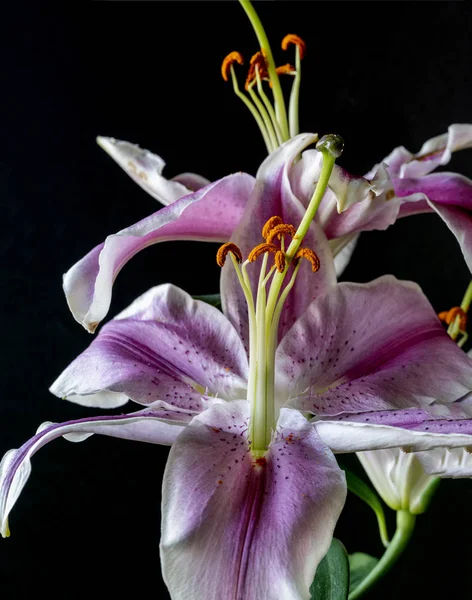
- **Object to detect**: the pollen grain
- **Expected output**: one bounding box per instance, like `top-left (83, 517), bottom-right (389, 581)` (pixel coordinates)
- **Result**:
top-left (262, 216), bottom-right (283, 240)
top-left (265, 223), bottom-right (297, 244)
top-left (438, 306), bottom-right (467, 331)
top-left (248, 243), bottom-right (278, 263)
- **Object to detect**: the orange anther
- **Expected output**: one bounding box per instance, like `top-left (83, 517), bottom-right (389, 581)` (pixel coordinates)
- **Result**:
top-left (294, 248), bottom-right (321, 273)
top-left (221, 51), bottom-right (244, 82)
top-left (266, 223), bottom-right (297, 245)
top-left (276, 63), bottom-right (296, 76)
top-left (262, 216), bottom-right (283, 240)
top-left (281, 34), bottom-right (306, 59)
top-left (245, 50), bottom-right (268, 90)
top-left (216, 242), bottom-right (243, 267)
top-left (275, 250), bottom-right (286, 273)
top-left (248, 243), bottom-right (278, 263)
top-left (438, 307), bottom-right (467, 331)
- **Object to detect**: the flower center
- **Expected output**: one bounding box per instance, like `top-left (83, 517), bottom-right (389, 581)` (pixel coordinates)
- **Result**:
top-left (217, 134), bottom-right (343, 456)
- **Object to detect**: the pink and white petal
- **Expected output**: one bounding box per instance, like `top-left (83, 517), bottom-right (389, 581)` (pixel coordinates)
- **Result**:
top-left (331, 233), bottom-right (359, 277)
top-left (64, 173), bottom-right (255, 332)
top-left (52, 284), bottom-right (248, 410)
top-left (171, 172), bottom-right (211, 192)
top-left (160, 401), bottom-right (346, 600)
top-left (0, 404), bottom-right (192, 537)
top-left (277, 276), bottom-right (472, 416)
top-left (373, 124), bottom-right (472, 180)
top-left (393, 173), bottom-right (472, 270)
top-left (221, 134), bottom-right (336, 347)
top-left (314, 408), bottom-right (472, 454)
top-left (97, 136), bottom-right (208, 205)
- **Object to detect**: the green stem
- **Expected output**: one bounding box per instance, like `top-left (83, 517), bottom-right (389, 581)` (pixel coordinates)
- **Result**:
top-left (447, 279), bottom-right (472, 339)
top-left (348, 510), bottom-right (416, 600)
top-left (239, 0), bottom-right (290, 140)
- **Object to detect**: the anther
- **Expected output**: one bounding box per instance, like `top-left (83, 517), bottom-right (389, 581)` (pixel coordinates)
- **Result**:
top-left (265, 223), bottom-right (297, 245)
top-left (275, 64), bottom-right (296, 76)
top-left (221, 51), bottom-right (244, 82)
top-left (216, 242), bottom-right (243, 267)
top-left (245, 50), bottom-right (268, 90)
top-left (281, 34), bottom-right (306, 59)
top-left (294, 248), bottom-right (321, 273)
top-left (275, 250), bottom-right (286, 273)
top-left (262, 216), bottom-right (283, 240)
top-left (248, 243), bottom-right (278, 263)
top-left (438, 307), bottom-right (467, 331)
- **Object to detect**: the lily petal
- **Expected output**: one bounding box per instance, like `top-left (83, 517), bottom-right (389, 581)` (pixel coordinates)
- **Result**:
top-left (393, 173), bottom-right (472, 271)
top-left (278, 276), bottom-right (472, 415)
top-left (414, 447), bottom-right (472, 478)
top-left (0, 404), bottom-right (192, 538)
top-left (97, 136), bottom-right (210, 205)
top-left (383, 124), bottom-right (472, 179)
top-left (64, 173), bottom-right (254, 332)
top-left (160, 401), bottom-right (346, 600)
top-left (221, 134), bottom-right (337, 347)
top-left (51, 284), bottom-right (248, 409)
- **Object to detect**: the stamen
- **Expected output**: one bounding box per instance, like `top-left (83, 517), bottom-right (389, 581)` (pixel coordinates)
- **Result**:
top-left (294, 248), bottom-right (321, 273)
top-left (281, 34), bottom-right (306, 59)
top-left (275, 250), bottom-right (286, 273)
top-left (265, 223), bottom-right (297, 244)
top-left (248, 242), bottom-right (278, 262)
top-left (262, 216), bottom-right (283, 240)
top-left (275, 63), bottom-right (296, 76)
top-left (438, 307), bottom-right (467, 331)
top-left (245, 50), bottom-right (268, 90)
top-left (221, 51), bottom-right (244, 82)
top-left (216, 242), bottom-right (243, 267)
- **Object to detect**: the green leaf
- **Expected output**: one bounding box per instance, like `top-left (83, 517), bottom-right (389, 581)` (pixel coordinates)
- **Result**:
top-left (348, 553), bottom-right (379, 594)
top-left (310, 538), bottom-right (349, 600)
top-left (192, 293), bottom-right (221, 309)
top-left (343, 468), bottom-right (390, 548)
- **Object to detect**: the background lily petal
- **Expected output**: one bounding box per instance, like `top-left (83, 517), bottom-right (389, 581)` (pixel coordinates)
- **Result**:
top-left (51, 284), bottom-right (248, 409)
top-left (0, 405), bottom-right (191, 538)
top-left (97, 136), bottom-right (210, 205)
top-left (161, 401), bottom-right (346, 600)
top-left (63, 173), bottom-right (254, 332)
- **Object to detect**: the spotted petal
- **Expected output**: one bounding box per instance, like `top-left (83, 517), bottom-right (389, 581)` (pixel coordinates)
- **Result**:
top-left (0, 405), bottom-right (191, 538)
top-left (160, 401), bottom-right (346, 600)
top-left (97, 136), bottom-right (210, 205)
top-left (278, 276), bottom-right (472, 415)
top-left (64, 173), bottom-right (254, 332)
top-left (51, 284), bottom-right (248, 410)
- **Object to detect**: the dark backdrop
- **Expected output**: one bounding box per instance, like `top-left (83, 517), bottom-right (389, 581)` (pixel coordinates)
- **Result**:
top-left (1, 1), bottom-right (471, 598)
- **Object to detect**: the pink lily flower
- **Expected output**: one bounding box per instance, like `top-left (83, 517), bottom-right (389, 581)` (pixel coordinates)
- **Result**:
top-left (3, 141), bottom-right (472, 597)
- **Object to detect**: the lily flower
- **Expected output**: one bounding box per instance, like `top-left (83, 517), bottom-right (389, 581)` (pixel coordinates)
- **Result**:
top-left (3, 141), bottom-right (472, 597)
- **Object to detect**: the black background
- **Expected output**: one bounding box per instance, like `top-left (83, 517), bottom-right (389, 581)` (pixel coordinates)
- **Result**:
top-left (1, 1), bottom-right (471, 598)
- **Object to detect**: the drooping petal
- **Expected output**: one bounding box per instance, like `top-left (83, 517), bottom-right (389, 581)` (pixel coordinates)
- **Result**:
top-left (314, 407), bottom-right (472, 453)
top-left (393, 173), bottom-right (472, 271)
top-left (64, 173), bottom-right (255, 332)
top-left (277, 276), bottom-right (472, 415)
top-left (221, 134), bottom-right (337, 347)
top-left (160, 401), bottom-right (346, 600)
top-left (51, 284), bottom-right (248, 409)
top-left (381, 124), bottom-right (472, 179)
top-left (97, 136), bottom-right (210, 205)
top-left (0, 404), bottom-right (192, 538)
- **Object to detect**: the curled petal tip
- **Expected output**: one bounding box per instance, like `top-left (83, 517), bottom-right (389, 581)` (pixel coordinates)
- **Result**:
top-left (316, 134), bottom-right (344, 158)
